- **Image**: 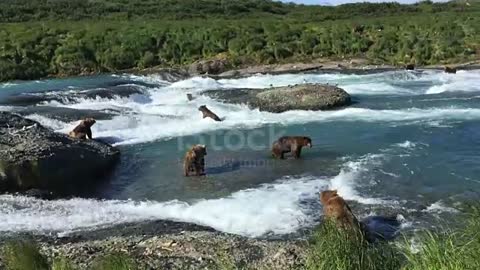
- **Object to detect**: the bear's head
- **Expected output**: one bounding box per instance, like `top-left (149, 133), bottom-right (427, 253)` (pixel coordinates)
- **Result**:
top-left (320, 190), bottom-right (338, 205)
top-left (193, 144), bottom-right (207, 156)
top-left (198, 105), bottom-right (208, 112)
top-left (303, 137), bottom-right (312, 148)
top-left (83, 118), bottom-right (96, 127)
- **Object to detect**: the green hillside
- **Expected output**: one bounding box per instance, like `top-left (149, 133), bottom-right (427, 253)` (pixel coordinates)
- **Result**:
top-left (0, 0), bottom-right (479, 81)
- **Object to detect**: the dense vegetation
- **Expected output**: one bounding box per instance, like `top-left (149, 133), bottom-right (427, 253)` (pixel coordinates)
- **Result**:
top-left (0, 0), bottom-right (479, 82)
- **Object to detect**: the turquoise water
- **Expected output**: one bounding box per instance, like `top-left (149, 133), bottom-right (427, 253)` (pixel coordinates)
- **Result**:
top-left (0, 69), bottom-right (479, 237)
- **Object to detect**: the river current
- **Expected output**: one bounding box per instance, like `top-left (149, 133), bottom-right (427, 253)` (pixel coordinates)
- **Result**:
top-left (0, 69), bottom-right (479, 237)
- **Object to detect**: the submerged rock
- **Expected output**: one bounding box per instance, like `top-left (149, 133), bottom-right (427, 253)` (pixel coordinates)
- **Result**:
top-left (204, 84), bottom-right (351, 113)
top-left (0, 112), bottom-right (120, 196)
top-left (1, 85), bottom-right (144, 107)
top-left (13, 106), bottom-right (115, 122)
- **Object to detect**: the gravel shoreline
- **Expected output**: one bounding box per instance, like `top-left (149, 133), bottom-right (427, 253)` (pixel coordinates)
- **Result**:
top-left (0, 220), bottom-right (307, 269)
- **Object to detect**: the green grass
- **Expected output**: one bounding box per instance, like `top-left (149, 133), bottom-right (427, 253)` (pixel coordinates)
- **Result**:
top-left (400, 206), bottom-right (480, 270)
top-left (306, 206), bottom-right (480, 270)
top-left (306, 221), bottom-right (401, 270)
top-left (1, 241), bottom-right (49, 270)
top-left (51, 257), bottom-right (76, 270)
top-left (91, 252), bottom-right (137, 270)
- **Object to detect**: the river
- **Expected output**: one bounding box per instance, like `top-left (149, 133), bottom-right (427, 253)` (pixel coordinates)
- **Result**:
top-left (1, 69), bottom-right (479, 237)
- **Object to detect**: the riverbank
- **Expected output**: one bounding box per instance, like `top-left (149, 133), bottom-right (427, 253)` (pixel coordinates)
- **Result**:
top-left (2, 58), bottom-right (479, 85)
top-left (0, 220), bottom-right (307, 270)
top-left (120, 58), bottom-right (480, 80)
top-left (1, 205), bottom-right (479, 270)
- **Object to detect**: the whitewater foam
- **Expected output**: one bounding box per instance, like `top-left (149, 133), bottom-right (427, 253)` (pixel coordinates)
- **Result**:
top-left (147, 69), bottom-right (480, 96)
top-left (425, 70), bottom-right (480, 94)
top-left (0, 176), bottom-right (328, 237)
top-left (3, 68), bottom-right (474, 146)
top-left (330, 154), bottom-right (394, 205)
top-left (423, 201), bottom-right (459, 214)
top-left (395, 141), bottom-right (417, 149)
top-left (36, 97), bottom-right (480, 145)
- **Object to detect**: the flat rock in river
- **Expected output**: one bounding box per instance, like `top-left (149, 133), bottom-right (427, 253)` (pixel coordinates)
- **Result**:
top-left (13, 106), bottom-right (115, 122)
top-left (0, 112), bottom-right (120, 196)
top-left (203, 83), bottom-right (351, 113)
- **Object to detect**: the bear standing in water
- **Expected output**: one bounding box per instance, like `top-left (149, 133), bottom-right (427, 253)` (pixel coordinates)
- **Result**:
top-left (272, 136), bottom-right (312, 159)
top-left (198, 105), bottom-right (222, 121)
top-left (444, 66), bottom-right (457, 74)
top-left (183, 144), bottom-right (207, 176)
top-left (69, 118), bottom-right (96, 140)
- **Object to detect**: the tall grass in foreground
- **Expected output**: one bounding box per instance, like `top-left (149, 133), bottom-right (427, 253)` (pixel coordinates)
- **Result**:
top-left (306, 221), bottom-right (401, 270)
top-left (401, 206), bottom-right (480, 270)
top-left (1, 241), bottom-right (49, 270)
top-left (91, 252), bottom-right (137, 270)
top-left (51, 257), bottom-right (76, 270)
top-left (306, 206), bottom-right (480, 270)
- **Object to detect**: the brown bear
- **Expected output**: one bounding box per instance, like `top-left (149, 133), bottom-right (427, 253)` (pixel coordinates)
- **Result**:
top-left (444, 66), bottom-right (457, 74)
top-left (68, 118), bottom-right (96, 139)
top-left (320, 190), bottom-right (362, 231)
top-left (198, 105), bottom-right (222, 121)
top-left (271, 136), bottom-right (312, 159)
top-left (405, 64), bottom-right (415, 70)
top-left (187, 93), bottom-right (195, 101)
top-left (183, 144), bottom-right (207, 177)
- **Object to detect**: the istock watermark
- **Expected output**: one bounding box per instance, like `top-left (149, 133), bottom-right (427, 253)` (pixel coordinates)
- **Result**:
top-left (177, 125), bottom-right (287, 151)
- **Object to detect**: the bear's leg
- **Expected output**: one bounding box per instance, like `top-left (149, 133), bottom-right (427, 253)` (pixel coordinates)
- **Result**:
top-left (184, 162), bottom-right (192, 177)
top-left (199, 159), bottom-right (206, 176)
top-left (292, 146), bottom-right (302, 159)
top-left (272, 147), bottom-right (282, 159)
top-left (194, 162), bottom-right (203, 176)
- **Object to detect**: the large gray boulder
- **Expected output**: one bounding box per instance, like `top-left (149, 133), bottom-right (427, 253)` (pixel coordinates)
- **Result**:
top-left (204, 84), bottom-right (351, 113)
top-left (0, 112), bottom-right (120, 196)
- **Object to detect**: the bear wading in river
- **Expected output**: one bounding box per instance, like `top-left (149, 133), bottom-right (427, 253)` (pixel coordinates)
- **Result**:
top-left (320, 190), bottom-right (363, 232)
top-left (69, 118), bottom-right (96, 139)
top-left (183, 144), bottom-right (207, 177)
top-left (271, 136), bottom-right (312, 159)
top-left (198, 105), bottom-right (222, 121)
top-left (444, 66), bottom-right (457, 74)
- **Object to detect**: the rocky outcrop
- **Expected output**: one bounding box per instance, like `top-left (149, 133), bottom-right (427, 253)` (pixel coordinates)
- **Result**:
top-left (0, 112), bottom-right (120, 196)
top-left (189, 59), bottom-right (230, 75)
top-left (204, 84), bottom-right (351, 113)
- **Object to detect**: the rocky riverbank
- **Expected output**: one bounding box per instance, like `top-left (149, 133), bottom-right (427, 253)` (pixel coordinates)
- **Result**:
top-left (0, 220), bottom-right (307, 270)
top-left (130, 58), bottom-right (480, 80)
